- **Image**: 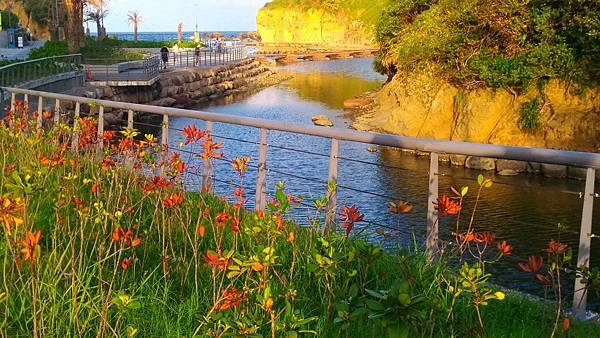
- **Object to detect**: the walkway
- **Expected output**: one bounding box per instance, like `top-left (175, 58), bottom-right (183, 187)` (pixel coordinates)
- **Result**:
top-left (0, 40), bottom-right (46, 61)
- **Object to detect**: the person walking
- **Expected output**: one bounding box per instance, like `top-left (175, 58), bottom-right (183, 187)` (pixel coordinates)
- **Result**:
top-left (160, 46), bottom-right (169, 69)
top-left (194, 46), bottom-right (201, 66)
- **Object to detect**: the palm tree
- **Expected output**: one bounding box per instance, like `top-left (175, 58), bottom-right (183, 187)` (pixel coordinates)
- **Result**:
top-left (127, 10), bottom-right (143, 43)
top-left (85, 8), bottom-right (109, 41)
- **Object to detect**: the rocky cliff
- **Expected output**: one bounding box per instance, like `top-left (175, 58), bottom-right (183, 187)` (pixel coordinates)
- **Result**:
top-left (256, 0), bottom-right (385, 52)
top-left (354, 69), bottom-right (600, 153)
top-left (0, 1), bottom-right (50, 40)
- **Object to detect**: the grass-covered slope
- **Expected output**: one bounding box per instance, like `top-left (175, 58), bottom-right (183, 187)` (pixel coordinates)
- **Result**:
top-left (2, 104), bottom-right (600, 337)
top-left (374, 0), bottom-right (600, 91)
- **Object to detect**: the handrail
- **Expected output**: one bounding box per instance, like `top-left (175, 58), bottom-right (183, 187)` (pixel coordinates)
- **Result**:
top-left (3, 86), bottom-right (600, 169)
top-left (1, 86), bottom-right (597, 317)
top-left (0, 54), bottom-right (82, 71)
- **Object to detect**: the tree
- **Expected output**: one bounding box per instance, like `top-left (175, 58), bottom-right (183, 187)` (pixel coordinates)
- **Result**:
top-left (86, 8), bottom-right (108, 41)
top-left (64, 0), bottom-right (85, 52)
top-left (127, 10), bottom-right (143, 43)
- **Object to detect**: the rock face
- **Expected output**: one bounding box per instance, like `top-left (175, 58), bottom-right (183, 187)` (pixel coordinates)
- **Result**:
top-left (369, 68), bottom-right (600, 152)
top-left (256, 1), bottom-right (385, 51)
top-left (0, 1), bottom-right (51, 40)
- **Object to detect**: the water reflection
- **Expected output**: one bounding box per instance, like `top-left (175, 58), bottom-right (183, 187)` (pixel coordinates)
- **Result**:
top-left (168, 58), bottom-right (600, 309)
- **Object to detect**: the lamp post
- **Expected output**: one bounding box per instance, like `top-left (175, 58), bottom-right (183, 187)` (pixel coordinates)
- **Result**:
top-left (193, 3), bottom-right (199, 43)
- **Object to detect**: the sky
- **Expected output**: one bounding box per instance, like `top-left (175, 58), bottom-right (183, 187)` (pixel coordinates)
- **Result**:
top-left (97, 0), bottom-right (272, 33)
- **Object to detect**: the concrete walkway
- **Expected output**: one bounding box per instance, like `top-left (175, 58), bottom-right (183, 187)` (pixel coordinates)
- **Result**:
top-left (0, 40), bottom-right (46, 61)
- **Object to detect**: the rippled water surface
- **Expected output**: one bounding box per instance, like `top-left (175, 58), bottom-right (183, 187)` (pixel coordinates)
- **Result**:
top-left (166, 58), bottom-right (600, 308)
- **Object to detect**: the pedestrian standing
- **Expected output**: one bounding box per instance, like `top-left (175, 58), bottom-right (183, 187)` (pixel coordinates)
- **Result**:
top-left (194, 46), bottom-right (201, 66)
top-left (160, 46), bottom-right (169, 69)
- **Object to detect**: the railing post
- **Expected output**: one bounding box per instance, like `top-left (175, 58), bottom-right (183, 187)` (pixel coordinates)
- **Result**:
top-left (202, 121), bottom-right (214, 192)
top-left (324, 138), bottom-right (339, 232)
top-left (573, 168), bottom-right (596, 318)
top-left (426, 152), bottom-right (440, 261)
top-left (255, 128), bottom-right (268, 211)
top-left (23, 94), bottom-right (29, 116)
top-left (127, 109), bottom-right (134, 129)
top-left (36, 96), bottom-right (43, 129)
top-left (161, 114), bottom-right (169, 148)
top-left (54, 99), bottom-right (61, 127)
top-left (71, 102), bottom-right (81, 152)
top-left (97, 105), bottom-right (104, 153)
top-left (10, 92), bottom-right (15, 115)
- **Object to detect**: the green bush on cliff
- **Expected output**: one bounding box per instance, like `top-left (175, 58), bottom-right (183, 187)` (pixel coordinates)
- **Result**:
top-left (375, 0), bottom-right (600, 90)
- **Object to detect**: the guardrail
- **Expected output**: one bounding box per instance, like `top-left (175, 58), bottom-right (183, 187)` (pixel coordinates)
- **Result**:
top-left (2, 86), bottom-right (598, 318)
top-left (84, 55), bottom-right (161, 84)
top-left (0, 54), bottom-right (82, 88)
top-left (160, 46), bottom-right (246, 68)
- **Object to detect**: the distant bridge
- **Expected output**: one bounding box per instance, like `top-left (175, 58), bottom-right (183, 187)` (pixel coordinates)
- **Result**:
top-left (254, 49), bottom-right (379, 64)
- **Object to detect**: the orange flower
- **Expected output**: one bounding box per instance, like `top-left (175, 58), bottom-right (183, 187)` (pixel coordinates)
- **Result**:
top-left (182, 125), bottom-right (206, 145)
top-left (162, 193), bottom-right (184, 208)
top-left (21, 230), bottom-right (42, 264)
top-left (535, 274), bottom-right (552, 286)
top-left (101, 156), bottom-right (115, 171)
top-left (231, 157), bottom-right (251, 176)
top-left (215, 213), bottom-right (230, 228)
top-left (230, 217), bottom-right (241, 233)
top-left (42, 111), bottom-right (52, 119)
top-left (287, 232), bottom-right (295, 243)
top-left (456, 231), bottom-right (475, 243)
top-left (198, 225), bottom-right (206, 238)
top-left (497, 241), bottom-right (512, 256)
top-left (544, 240), bottom-right (568, 254)
top-left (203, 250), bottom-right (229, 270)
top-left (213, 287), bottom-right (247, 310)
top-left (71, 196), bottom-right (85, 208)
top-left (0, 195), bottom-right (25, 235)
top-left (112, 227), bottom-right (141, 248)
top-left (474, 232), bottom-right (495, 245)
top-left (339, 205), bottom-right (364, 236)
top-left (198, 134), bottom-right (223, 160)
top-left (91, 182), bottom-right (99, 193)
top-left (388, 201), bottom-right (414, 214)
top-left (142, 176), bottom-right (171, 193)
top-left (434, 195), bottom-right (461, 216)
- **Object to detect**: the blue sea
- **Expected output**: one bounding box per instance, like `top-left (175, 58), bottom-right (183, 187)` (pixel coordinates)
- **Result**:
top-left (92, 31), bottom-right (249, 42)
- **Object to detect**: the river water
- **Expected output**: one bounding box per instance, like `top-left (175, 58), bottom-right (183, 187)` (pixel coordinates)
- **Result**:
top-left (166, 58), bottom-right (600, 308)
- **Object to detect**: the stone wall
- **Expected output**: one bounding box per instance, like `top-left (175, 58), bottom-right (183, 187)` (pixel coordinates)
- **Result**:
top-left (64, 59), bottom-right (289, 127)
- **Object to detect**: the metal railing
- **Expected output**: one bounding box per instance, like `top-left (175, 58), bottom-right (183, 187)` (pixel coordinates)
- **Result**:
top-left (84, 55), bottom-right (161, 83)
top-left (0, 54), bottom-right (82, 88)
top-left (160, 46), bottom-right (246, 68)
top-left (2, 87), bottom-right (599, 318)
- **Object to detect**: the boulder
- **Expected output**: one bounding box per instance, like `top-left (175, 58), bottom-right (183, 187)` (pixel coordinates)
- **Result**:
top-left (439, 154), bottom-right (450, 162)
top-left (465, 156), bottom-right (496, 171)
top-left (312, 115), bottom-right (333, 127)
top-left (450, 154), bottom-right (467, 166)
top-left (496, 159), bottom-right (527, 175)
top-left (541, 164), bottom-right (567, 178)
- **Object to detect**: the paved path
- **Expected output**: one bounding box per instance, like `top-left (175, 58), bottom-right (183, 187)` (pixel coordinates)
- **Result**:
top-left (0, 40), bottom-right (46, 61)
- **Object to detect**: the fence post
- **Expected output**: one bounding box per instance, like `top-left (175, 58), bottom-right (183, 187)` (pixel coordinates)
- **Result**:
top-left (426, 152), bottom-right (439, 261)
top-left (324, 138), bottom-right (339, 233)
top-left (36, 96), bottom-right (43, 129)
top-left (127, 109), bottom-right (134, 129)
top-left (97, 105), bottom-right (104, 153)
top-left (54, 99), bottom-right (61, 127)
top-left (255, 128), bottom-right (268, 211)
top-left (161, 114), bottom-right (169, 149)
top-left (202, 121), bottom-right (214, 192)
top-left (572, 168), bottom-right (596, 318)
top-left (71, 102), bottom-right (81, 152)
top-left (23, 94), bottom-right (28, 116)
top-left (10, 92), bottom-right (15, 115)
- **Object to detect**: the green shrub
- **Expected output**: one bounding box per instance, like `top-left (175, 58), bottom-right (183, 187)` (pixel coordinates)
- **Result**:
top-left (375, 0), bottom-right (600, 90)
top-left (520, 97), bottom-right (542, 131)
top-left (28, 41), bottom-right (70, 59)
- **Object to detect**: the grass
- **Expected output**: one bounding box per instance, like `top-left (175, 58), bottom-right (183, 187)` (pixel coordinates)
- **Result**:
top-left (1, 104), bottom-right (600, 337)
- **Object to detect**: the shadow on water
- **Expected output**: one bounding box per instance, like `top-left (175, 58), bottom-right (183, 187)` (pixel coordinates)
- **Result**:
top-left (164, 57), bottom-right (600, 310)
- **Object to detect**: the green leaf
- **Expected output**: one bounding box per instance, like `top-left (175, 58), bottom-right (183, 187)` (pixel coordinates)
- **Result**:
top-left (477, 174), bottom-right (484, 186)
top-left (349, 284), bottom-right (359, 299)
top-left (387, 323), bottom-right (409, 338)
top-left (365, 299), bottom-right (385, 311)
top-left (365, 289), bottom-right (384, 299)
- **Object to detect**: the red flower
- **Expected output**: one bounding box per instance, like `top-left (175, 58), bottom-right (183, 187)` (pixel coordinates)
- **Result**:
top-left (198, 225), bottom-right (206, 238)
top-left (544, 240), bottom-right (568, 254)
top-left (474, 232), bottom-right (495, 245)
top-left (535, 274), bottom-right (552, 286)
top-left (434, 195), bottom-right (461, 216)
top-left (339, 205), bottom-right (364, 236)
top-left (203, 250), bottom-right (229, 270)
top-left (112, 227), bottom-right (141, 248)
top-left (182, 125), bottom-right (206, 145)
top-left (121, 257), bottom-right (133, 270)
top-left (71, 196), bottom-right (85, 208)
top-left (162, 193), bottom-right (184, 208)
top-left (198, 134), bottom-right (223, 160)
top-left (456, 232), bottom-right (475, 243)
top-left (518, 256), bottom-right (543, 273)
top-left (101, 156), bottom-right (115, 171)
top-left (21, 230), bottom-right (42, 264)
top-left (563, 318), bottom-right (570, 332)
top-left (497, 241), bottom-right (512, 256)
top-left (230, 217), bottom-right (241, 233)
top-left (215, 213), bottom-right (230, 228)
top-left (213, 287), bottom-right (247, 310)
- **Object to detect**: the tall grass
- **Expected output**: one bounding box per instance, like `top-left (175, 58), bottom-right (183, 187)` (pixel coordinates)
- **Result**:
top-left (0, 102), bottom-right (599, 337)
